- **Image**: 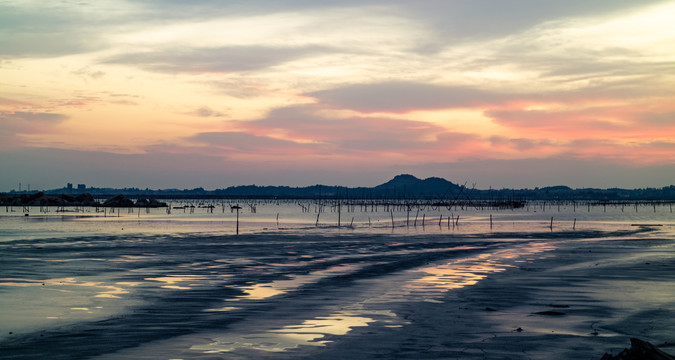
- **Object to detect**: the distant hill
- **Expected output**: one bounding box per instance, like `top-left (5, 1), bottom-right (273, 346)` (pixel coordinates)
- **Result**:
top-left (373, 174), bottom-right (461, 198)
top-left (5, 174), bottom-right (675, 200)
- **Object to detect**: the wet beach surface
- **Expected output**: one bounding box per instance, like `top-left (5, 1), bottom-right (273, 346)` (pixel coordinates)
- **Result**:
top-left (1, 211), bottom-right (674, 359)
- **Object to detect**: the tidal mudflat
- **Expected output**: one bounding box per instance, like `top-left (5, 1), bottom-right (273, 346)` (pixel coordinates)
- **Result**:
top-left (1, 203), bottom-right (674, 359)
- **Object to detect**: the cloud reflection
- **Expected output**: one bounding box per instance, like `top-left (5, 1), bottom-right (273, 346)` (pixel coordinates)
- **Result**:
top-left (406, 242), bottom-right (557, 294)
top-left (192, 310), bottom-right (400, 353)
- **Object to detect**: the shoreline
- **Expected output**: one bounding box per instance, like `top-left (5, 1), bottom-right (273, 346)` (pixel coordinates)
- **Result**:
top-left (290, 229), bottom-right (675, 359)
top-left (0, 228), bottom-right (673, 359)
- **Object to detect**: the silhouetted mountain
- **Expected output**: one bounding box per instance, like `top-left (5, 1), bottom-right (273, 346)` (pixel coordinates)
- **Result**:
top-left (375, 174), bottom-right (420, 188)
top-left (373, 174), bottom-right (461, 198)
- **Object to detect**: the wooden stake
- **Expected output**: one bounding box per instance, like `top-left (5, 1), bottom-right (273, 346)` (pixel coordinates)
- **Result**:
top-left (338, 202), bottom-right (341, 227)
top-left (231, 205), bottom-right (242, 234)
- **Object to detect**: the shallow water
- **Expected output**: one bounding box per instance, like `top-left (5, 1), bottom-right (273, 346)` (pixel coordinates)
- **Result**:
top-left (2, 199), bottom-right (674, 240)
top-left (1, 201), bottom-right (673, 359)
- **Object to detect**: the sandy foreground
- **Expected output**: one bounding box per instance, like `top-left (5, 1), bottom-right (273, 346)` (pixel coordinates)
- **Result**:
top-left (98, 230), bottom-right (674, 359)
top-left (327, 232), bottom-right (675, 360)
top-left (312, 230), bottom-right (675, 360)
top-left (236, 230), bottom-right (674, 360)
top-left (1, 227), bottom-right (674, 359)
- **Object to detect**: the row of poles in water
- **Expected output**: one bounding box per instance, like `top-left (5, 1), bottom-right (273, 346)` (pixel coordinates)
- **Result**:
top-left (8, 199), bottom-right (672, 235)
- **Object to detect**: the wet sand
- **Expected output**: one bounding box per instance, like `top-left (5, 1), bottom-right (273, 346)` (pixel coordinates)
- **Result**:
top-left (288, 230), bottom-right (675, 359)
top-left (1, 227), bottom-right (673, 359)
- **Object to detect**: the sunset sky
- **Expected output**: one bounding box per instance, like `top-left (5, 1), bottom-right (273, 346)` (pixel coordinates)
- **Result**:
top-left (2, 0), bottom-right (675, 191)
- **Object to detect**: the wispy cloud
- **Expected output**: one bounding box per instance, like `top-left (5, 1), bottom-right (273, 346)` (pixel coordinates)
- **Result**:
top-left (309, 82), bottom-right (517, 113)
top-left (192, 106), bottom-right (226, 118)
top-left (0, 111), bottom-right (67, 130)
top-left (235, 105), bottom-right (447, 152)
top-left (189, 131), bottom-right (313, 154)
top-left (104, 45), bottom-right (334, 73)
top-left (2, 0), bottom-right (674, 190)
top-left (0, 1), bottom-right (114, 57)
top-left (0, 111), bottom-right (68, 147)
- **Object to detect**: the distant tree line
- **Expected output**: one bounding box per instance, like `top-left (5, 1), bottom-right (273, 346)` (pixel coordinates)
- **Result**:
top-left (4, 175), bottom-right (675, 201)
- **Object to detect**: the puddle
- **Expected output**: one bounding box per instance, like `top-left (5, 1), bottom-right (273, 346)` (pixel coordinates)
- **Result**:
top-left (405, 243), bottom-right (556, 295)
top-left (191, 310), bottom-right (402, 353)
top-left (230, 264), bottom-right (365, 301)
top-left (0, 277), bottom-right (130, 298)
top-left (44, 258), bottom-right (106, 262)
top-left (353, 242), bottom-right (557, 305)
top-left (406, 252), bottom-right (514, 292)
top-left (110, 255), bottom-right (153, 262)
top-left (204, 306), bottom-right (241, 312)
top-left (144, 274), bottom-right (232, 290)
top-left (0, 276), bottom-right (135, 338)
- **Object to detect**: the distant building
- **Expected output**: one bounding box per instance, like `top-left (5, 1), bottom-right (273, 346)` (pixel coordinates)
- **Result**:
top-left (77, 184), bottom-right (86, 192)
top-left (67, 183), bottom-right (73, 192)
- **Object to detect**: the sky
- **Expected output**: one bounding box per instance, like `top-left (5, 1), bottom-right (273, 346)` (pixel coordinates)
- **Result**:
top-left (1, 0), bottom-right (675, 191)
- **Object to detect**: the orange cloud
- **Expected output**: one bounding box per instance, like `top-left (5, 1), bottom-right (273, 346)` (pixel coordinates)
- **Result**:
top-left (0, 111), bottom-right (68, 148)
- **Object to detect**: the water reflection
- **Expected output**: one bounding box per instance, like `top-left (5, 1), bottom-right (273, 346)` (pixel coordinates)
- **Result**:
top-left (192, 310), bottom-right (398, 353)
top-left (204, 306), bottom-right (240, 312)
top-left (0, 277), bottom-right (130, 298)
top-left (144, 274), bottom-right (232, 290)
top-left (272, 312), bottom-right (374, 336)
top-left (406, 242), bottom-right (557, 294)
top-left (231, 264), bottom-right (364, 301)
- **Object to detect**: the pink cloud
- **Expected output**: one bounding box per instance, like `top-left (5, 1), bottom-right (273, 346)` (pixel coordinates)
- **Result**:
top-left (486, 99), bottom-right (675, 139)
top-left (189, 131), bottom-right (317, 156)
top-left (0, 111), bottom-right (67, 132)
top-left (137, 95), bottom-right (675, 171)
top-left (235, 105), bottom-right (449, 154)
top-left (308, 82), bottom-right (517, 113)
top-left (0, 111), bottom-right (68, 148)
top-left (564, 139), bottom-right (675, 164)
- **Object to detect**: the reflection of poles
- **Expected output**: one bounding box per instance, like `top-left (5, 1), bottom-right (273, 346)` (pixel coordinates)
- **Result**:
top-left (231, 205), bottom-right (242, 234)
